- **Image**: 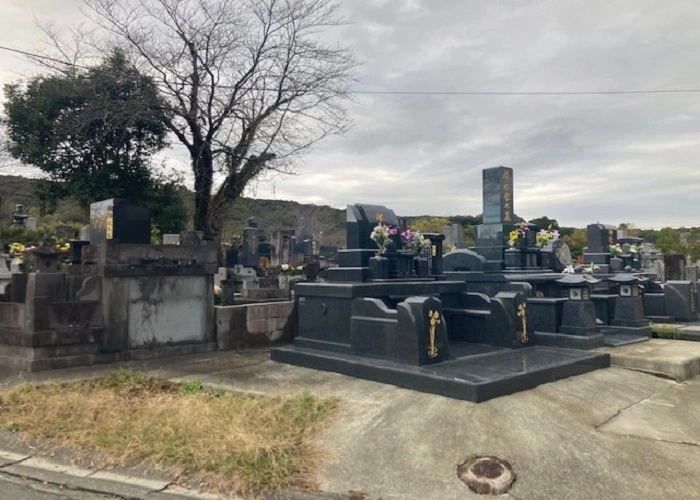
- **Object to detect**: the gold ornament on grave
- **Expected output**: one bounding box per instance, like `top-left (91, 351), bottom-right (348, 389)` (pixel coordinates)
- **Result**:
top-left (427, 310), bottom-right (441, 358)
top-left (375, 212), bottom-right (384, 223)
top-left (105, 211), bottom-right (114, 240)
top-left (516, 303), bottom-right (528, 343)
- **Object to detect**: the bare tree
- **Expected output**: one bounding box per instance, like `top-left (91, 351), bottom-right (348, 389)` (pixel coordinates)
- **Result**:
top-left (79, 0), bottom-right (356, 241)
top-left (0, 128), bottom-right (15, 173)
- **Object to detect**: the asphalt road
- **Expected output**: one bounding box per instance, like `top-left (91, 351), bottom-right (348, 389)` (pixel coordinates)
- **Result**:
top-left (0, 472), bottom-right (119, 499)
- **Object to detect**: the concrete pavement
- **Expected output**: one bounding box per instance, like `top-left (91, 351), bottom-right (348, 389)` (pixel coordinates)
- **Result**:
top-left (0, 472), bottom-right (118, 499)
top-left (1, 347), bottom-right (700, 499)
top-left (600, 338), bottom-right (700, 380)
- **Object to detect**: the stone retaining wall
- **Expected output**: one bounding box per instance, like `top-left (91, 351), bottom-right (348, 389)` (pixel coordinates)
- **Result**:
top-left (215, 301), bottom-right (296, 350)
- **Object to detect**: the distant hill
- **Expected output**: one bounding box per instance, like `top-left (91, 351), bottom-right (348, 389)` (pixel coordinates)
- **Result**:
top-left (0, 174), bottom-right (347, 246)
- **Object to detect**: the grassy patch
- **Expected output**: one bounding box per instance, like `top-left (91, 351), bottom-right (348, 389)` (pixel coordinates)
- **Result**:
top-left (0, 369), bottom-right (338, 493)
top-left (651, 323), bottom-right (682, 340)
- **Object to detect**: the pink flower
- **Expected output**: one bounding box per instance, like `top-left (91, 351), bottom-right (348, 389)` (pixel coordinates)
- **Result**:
top-left (388, 227), bottom-right (398, 236)
top-left (401, 230), bottom-right (412, 240)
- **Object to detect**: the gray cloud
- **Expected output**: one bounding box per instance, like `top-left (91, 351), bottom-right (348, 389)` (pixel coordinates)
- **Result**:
top-left (2, 0), bottom-right (700, 228)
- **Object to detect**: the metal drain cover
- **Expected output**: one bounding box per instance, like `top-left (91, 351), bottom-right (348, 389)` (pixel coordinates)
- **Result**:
top-left (457, 456), bottom-right (515, 495)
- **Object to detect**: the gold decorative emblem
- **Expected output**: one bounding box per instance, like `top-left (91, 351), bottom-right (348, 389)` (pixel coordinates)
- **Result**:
top-left (427, 310), bottom-right (441, 358)
top-left (105, 211), bottom-right (114, 240)
top-left (535, 291), bottom-right (544, 298)
top-left (431, 245), bottom-right (437, 257)
top-left (517, 303), bottom-right (528, 343)
top-left (375, 212), bottom-right (384, 223)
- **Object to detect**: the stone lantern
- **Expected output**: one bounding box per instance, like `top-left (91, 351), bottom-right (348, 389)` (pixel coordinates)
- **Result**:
top-left (558, 274), bottom-right (597, 301)
top-left (30, 244), bottom-right (62, 273)
top-left (555, 274), bottom-right (604, 349)
top-left (10, 204), bottom-right (29, 228)
top-left (607, 273), bottom-right (651, 338)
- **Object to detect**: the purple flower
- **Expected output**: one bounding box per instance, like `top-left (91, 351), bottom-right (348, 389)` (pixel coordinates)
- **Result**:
top-left (388, 227), bottom-right (398, 236)
top-left (401, 230), bottom-right (412, 240)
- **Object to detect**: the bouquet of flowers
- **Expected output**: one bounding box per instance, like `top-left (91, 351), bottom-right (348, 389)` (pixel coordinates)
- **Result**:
top-left (609, 243), bottom-right (623, 257)
top-left (8, 243), bottom-right (28, 257)
top-left (279, 264), bottom-right (304, 275)
top-left (628, 244), bottom-right (641, 255)
top-left (508, 222), bottom-right (529, 247)
top-left (535, 226), bottom-right (558, 248)
top-left (7, 242), bottom-right (32, 273)
top-left (371, 223), bottom-right (398, 255)
top-left (401, 229), bottom-right (430, 255)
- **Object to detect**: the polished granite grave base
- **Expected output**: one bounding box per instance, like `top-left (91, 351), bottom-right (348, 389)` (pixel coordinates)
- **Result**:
top-left (600, 325), bottom-right (651, 347)
top-left (271, 342), bottom-right (610, 403)
top-left (602, 332), bottom-right (650, 347)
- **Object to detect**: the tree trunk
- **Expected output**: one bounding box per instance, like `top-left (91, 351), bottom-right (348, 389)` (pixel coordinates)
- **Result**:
top-left (191, 143), bottom-right (214, 239)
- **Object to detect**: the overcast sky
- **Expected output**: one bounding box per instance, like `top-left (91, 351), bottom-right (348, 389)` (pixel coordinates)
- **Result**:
top-left (2, 0), bottom-right (700, 228)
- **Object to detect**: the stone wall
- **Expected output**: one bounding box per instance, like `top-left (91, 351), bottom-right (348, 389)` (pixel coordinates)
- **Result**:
top-left (216, 301), bottom-right (296, 350)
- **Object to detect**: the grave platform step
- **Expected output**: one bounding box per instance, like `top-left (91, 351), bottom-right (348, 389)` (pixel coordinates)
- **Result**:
top-left (647, 315), bottom-right (676, 323)
top-left (602, 332), bottom-right (650, 347)
top-left (599, 338), bottom-right (700, 381)
top-left (271, 343), bottom-right (610, 403)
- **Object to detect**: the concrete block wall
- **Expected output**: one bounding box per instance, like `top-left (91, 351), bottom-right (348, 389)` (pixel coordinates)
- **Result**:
top-left (216, 301), bottom-right (296, 350)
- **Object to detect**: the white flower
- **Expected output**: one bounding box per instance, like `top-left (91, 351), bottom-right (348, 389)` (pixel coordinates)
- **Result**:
top-left (563, 264), bottom-right (575, 274)
top-left (281, 264), bottom-right (290, 271)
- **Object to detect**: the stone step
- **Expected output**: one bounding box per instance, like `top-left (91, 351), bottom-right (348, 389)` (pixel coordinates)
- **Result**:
top-left (599, 338), bottom-right (700, 381)
top-left (647, 315), bottom-right (675, 323)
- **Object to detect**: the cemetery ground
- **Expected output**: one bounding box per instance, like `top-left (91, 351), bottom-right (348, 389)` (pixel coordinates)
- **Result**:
top-left (0, 348), bottom-right (698, 499)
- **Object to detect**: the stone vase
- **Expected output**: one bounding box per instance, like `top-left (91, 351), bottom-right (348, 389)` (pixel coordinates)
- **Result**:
top-left (621, 255), bottom-right (634, 270)
top-left (610, 257), bottom-right (624, 273)
top-left (415, 257), bottom-right (429, 278)
top-left (369, 255), bottom-right (389, 280)
top-left (278, 274), bottom-right (292, 294)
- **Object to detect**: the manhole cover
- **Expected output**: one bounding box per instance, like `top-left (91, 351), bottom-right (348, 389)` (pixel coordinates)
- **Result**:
top-left (457, 456), bottom-right (515, 495)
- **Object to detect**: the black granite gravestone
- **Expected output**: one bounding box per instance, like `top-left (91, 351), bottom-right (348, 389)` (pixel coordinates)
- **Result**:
top-left (89, 199), bottom-right (151, 245)
top-left (241, 227), bottom-right (259, 267)
top-left (552, 240), bottom-right (573, 269)
top-left (474, 167), bottom-right (514, 270)
top-left (665, 281), bottom-right (697, 321)
top-left (346, 204), bottom-right (400, 250)
top-left (587, 224), bottom-right (617, 254)
top-left (482, 167), bottom-right (514, 224)
top-left (664, 254), bottom-right (686, 281)
top-left (443, 249), bottom-right (487, 273)
top-left (583, 223), bottom-right (617, 273)
top-left (225, 247), bottom-right (238, 267)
